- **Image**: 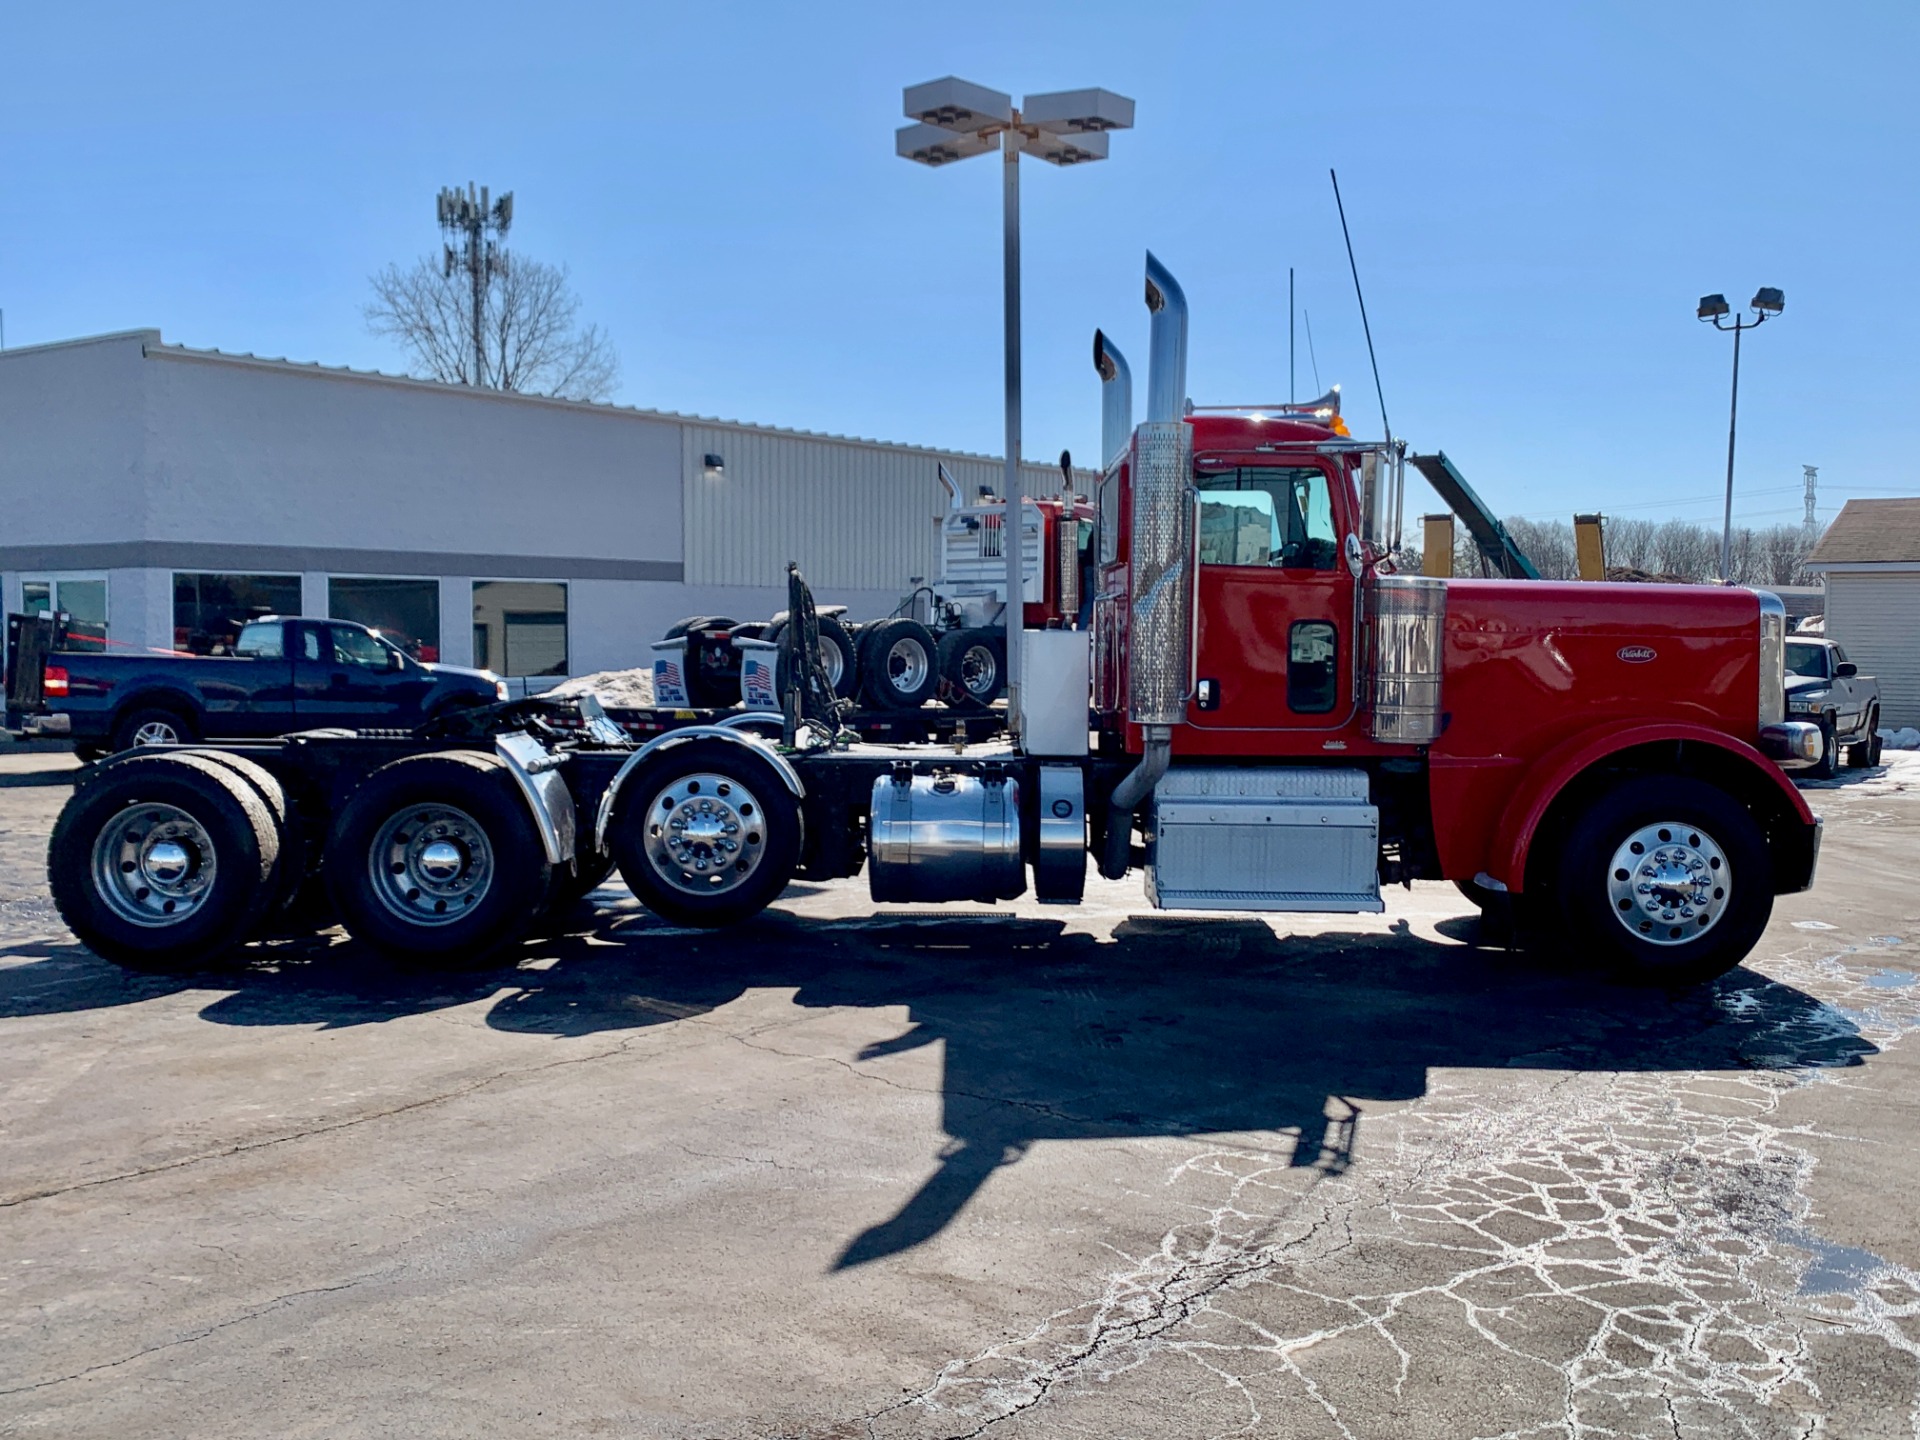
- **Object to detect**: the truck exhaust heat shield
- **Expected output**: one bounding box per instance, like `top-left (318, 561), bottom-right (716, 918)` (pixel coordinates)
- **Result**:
top-left (1129, 253), bottom-right (1195, 728)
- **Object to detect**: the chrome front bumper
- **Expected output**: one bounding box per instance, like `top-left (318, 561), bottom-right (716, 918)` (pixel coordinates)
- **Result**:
top-left (1760, 720), bottom-right (1823, 770)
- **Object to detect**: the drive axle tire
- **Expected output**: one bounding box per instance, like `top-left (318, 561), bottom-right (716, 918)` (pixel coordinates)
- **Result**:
top-left (768, 617), bottom-right (859, 701)
top-left (326, 751), bottom-right (551, 967)
top-left (937, 628), bottom-right (1006, 708)
top-left (608, 739), bottom-right (800, 928)
top-left (859, 619), bottom-right (939, 711)
top-left (111, 706), bottom-right (197, 754)
top-left (48, 751), bottom-right (280, 971)
top-left (1546, 774), bottom-right (1771, 986)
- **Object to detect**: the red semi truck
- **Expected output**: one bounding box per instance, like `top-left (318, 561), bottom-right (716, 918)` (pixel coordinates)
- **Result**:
top-left (43, 253), bottom-right (1822, 986)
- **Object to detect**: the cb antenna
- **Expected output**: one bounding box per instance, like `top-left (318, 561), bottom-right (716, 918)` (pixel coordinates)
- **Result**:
top-left (1330, 168), bottom-right (1390, 443)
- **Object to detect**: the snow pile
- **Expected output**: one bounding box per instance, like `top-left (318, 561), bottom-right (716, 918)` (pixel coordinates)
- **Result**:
top-left (548, 666), bottom-right (655, 709)
top-left (1879, 727), bottom-right (1920, 751)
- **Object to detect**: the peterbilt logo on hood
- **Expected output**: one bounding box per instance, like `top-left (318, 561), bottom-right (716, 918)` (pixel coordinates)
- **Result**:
top-left (1617, 645), bottom-right (1658, 664)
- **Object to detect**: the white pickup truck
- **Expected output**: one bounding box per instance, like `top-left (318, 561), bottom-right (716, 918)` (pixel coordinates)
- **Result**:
top-left (1785, 637), bottom-right (1881, 777)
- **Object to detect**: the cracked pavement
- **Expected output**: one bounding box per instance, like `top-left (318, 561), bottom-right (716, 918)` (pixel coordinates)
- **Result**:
top-left (1, 748), bottom-right (1917, 1437)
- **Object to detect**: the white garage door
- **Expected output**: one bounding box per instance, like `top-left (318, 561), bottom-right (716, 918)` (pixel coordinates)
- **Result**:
top-left (1826, 571), bottom-right (1920, 728)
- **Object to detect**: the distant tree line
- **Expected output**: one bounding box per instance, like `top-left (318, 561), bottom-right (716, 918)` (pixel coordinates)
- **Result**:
top-left (1406, 517), bottom-right (1819, 587)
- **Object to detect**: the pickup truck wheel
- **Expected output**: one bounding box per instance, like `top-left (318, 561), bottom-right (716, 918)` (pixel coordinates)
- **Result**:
top-left (937, 628), bottom-right (1006, 708)
top-left (859, 619), bottom-right (939, 711)
top-left (48, 752), bottom-right (279, 971)
top-left (1846, 710), bottom-right (1881, 769)
top-left (326, 751), bottom-right (550, 967)
top-left (1549, 774), bottom-right (1771, 986)
top-left (609, 739), bottom-right (800, 927)
top-left (112, 706), bottom-right (196, 753)
top-left (1808, 714), bottom-right (1839, 780)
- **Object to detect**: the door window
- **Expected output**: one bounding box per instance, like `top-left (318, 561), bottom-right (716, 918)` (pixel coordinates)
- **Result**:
top-left (1288, 621), bottom-right (1339, 713)
top-left (1197, 467), bottom-right (1338, 570)
top-left (332, 626), bottom-right (392, 670)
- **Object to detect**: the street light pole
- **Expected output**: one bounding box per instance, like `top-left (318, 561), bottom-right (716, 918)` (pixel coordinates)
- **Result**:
top-left (897, 80), bottom-right (1134, 737)
top-left (1000, 123), bottom-right (1023, 705)
top-left (1697, 287), bottom-right (1784, 584)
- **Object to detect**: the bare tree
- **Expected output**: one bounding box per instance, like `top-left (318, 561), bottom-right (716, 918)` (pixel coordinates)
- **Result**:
top-left (365, 254), bottom-right (619, 402)
top-left (1607, 517), bottom-right (1658, 572)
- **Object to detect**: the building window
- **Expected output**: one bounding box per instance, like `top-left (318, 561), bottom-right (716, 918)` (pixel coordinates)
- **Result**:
top-left (329, 577), bottom-right (441, 662)
top-left (173, 573), bottom-right (302, 655)
top-left (23, 575), bottom-right (108, 652)
top-left (472, 581), bottom-right (567, 676)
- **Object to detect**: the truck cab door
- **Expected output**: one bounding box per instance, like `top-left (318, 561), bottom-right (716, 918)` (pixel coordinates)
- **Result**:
top-left (1187, 459), bottom-right (1356, 738)
top-left (295, 623), bottom-right (404, 725)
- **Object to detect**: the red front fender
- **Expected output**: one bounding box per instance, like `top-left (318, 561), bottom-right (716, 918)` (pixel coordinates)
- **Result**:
top-left (1484, 722), bottom-right (1813, 892)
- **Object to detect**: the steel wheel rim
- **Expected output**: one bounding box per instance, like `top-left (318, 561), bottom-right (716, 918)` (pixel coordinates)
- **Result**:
top-left (960, 643), bottom-right (998, 698)
top-left (132, 720), bottom-right (180, 746)
top-left (642, 771), bottom-right (766, 897)
top-left (369, 803), bottom-right (494, 926)
top-left (1606, 820), bottom-right (1732, 946)
top-left (886, 637), bottom-right (929, 692)
top-left (821, 639), bottom-right (844, 688)
top-left (90, 802), bottom-right (217, 927)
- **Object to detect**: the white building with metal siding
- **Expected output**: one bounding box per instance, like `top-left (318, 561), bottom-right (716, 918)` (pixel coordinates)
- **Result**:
top-left (1806, 498), bottom-right (1920, 728)
top-left (0, 330), bottom-right (1087, 682)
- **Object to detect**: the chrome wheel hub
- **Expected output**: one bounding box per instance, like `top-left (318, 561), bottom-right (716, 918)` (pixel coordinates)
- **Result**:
top-left (91, 803), bottom-right (216, 927)
top-left (643, 772), bottom-right (765, 897)
top-left (960, 643), bottom-right (997, 697)
top-left (370, 803), bottom-right (493, 926)
top-left (132, 720), bottom-right (180, 746)
top-left (1606, 821), bottom-right (1731, 946)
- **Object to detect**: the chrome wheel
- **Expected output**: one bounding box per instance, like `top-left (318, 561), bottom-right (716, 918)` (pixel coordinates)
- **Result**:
top-left (368, 803), bottom-right (494, 926)
top-left (642, 771), bottom-right (766, 897)
top-left (1606, 821), bottom-right (1731, 946)
top-left (821, 640), bottom-right (844, 688)
top-left (133, 719), bottom-right (181, 746)
top-left (90, 803), bottom-right (217, 927)
top-left (885, 637), bottom-right (930, 693)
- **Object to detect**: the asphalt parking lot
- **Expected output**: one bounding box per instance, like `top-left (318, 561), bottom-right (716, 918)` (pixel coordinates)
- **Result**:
top-left (3, 747), bottom-right (1918, 1438)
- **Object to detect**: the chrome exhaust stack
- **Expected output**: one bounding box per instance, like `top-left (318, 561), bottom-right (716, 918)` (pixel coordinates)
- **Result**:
top-left (1093, 328), bottom-right (1132, 470)
top-left (1102, 251), bottom-right (1195, 879)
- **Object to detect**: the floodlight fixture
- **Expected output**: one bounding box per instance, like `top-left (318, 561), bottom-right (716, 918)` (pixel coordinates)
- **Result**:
top-left (1028, 129), bottom-right (1110, 166)
top-left (895, 123), bottom-right (997, 167)
top-left (1751, 286), bottom-right (1785, 314)
top-left (1020, 87), bottom-right (1136, 135)
top-left (902, 77), bottom-right (1013, 134)
top-left (1696, 293), bottom-right (1730, 321)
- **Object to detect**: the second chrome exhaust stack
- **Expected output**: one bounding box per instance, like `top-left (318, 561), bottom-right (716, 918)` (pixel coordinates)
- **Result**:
top-left (1103, 251), bottom-right (1195, 879)
top-left (1093, 328), bottom-right (1132, 469)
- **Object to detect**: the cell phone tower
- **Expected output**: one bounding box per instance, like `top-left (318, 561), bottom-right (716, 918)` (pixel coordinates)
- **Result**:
top-left (437, 183), bottom-right (513, 387)
top-left (1803, 464), bottom-right (1818, 535)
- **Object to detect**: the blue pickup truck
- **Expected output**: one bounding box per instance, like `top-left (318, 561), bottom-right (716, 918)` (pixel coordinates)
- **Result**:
top-left (4, 614), bottom-right (505, 757)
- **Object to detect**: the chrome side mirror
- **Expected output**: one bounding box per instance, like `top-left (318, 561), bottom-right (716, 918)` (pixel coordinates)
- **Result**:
top-left (1345, 532), bottom-right (1365, 578)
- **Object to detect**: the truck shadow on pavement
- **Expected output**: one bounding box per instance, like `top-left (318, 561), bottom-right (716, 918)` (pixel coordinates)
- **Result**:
top-left (0, 901), bottom-right (1878, 1268)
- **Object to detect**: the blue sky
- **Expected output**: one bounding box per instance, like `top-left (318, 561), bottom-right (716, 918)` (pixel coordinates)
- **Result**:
top-left (4, 1), bottom-right (1915, 528)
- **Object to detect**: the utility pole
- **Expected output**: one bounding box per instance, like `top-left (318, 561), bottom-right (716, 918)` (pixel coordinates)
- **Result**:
top-left (1802, 464), bottom-right (1819, 535)
top-left (437, 184), bottom-right (513, 387)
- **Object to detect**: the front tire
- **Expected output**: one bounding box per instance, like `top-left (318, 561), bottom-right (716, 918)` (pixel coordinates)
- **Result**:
top-left (608, 739), bottom-right (800, 927)
top-left (48, 752), bottom-right (280, 971)
top-left (326, 751), bottom-right (551, 966)
top-left (1809, 713), bottom-right (1839, 780)
top-left (1546, 774), bottom-right (1771, 986)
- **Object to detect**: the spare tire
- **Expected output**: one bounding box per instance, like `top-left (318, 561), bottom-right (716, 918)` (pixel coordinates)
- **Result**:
top-left (859, 619), bottom-right (939, 711)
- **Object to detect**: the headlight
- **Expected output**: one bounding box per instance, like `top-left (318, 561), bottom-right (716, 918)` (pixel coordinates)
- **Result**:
top-left (1788, 689), bottom-right (1829, 712)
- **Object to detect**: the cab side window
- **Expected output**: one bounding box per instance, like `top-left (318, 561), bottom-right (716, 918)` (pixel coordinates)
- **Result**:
top-left (300, 628), bottom-right (323, 663)
top-left (1196, 466), bottom-right (1338, 570)
top-left (332, 626), bottom-right (390, 670)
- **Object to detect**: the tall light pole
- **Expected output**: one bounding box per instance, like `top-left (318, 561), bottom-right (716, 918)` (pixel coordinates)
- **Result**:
top-left (438, 184), bottom-right (514, 388)
top-left (1697, 287), bottom-right (1784, 583)
top-left (897, 79), bottom-right (1134, 732)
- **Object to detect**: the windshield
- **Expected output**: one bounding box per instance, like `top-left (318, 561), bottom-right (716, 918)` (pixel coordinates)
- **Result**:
top-left (1784, 642), bottom-right (1828, 679)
